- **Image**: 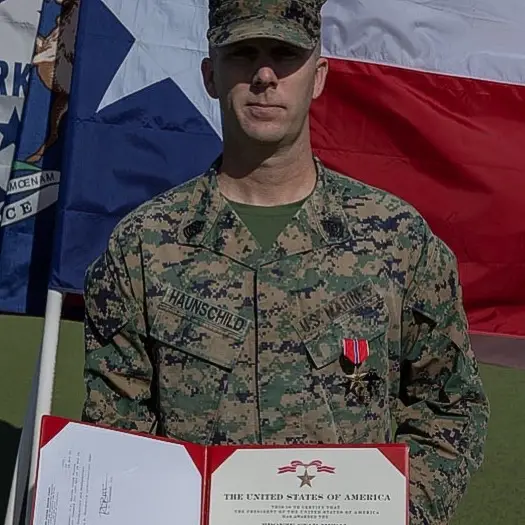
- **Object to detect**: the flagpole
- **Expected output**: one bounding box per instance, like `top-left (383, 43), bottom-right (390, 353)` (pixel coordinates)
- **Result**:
top-left (22, 290), bottom-right (64, 525)
top-left (3, 356), bottom-right (40, 525)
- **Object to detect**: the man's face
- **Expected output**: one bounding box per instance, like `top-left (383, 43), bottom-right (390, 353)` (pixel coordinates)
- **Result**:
top-left (201, 38), bottom-right (328, 145)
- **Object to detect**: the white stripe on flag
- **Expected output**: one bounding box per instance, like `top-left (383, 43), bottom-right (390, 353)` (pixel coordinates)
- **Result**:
top-left (321, 0), bottom-right (525, 85)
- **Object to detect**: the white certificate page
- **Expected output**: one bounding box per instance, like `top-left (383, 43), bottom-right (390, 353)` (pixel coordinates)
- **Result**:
top-left (208, 447), bottom-right (407, 525)
top-left (32, 421), bottom-right (202, 525)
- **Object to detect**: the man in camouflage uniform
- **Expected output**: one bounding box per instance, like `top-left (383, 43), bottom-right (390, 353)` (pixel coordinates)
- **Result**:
top-left (82, 1), bottom-right (490, 523)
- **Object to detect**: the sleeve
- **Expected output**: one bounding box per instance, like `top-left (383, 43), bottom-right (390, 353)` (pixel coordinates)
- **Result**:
top-left (81, 229), bottom-right (158, 434)
top-left (393, 227), bottom-right (490, 524)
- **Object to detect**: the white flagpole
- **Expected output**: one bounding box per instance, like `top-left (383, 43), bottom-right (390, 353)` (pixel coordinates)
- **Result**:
top-left (25, 289), bottom-right (64, 525)
top-left (3, 289), bottom-right (64, 525)
top-left (3, 357), bottom-right (40, 525)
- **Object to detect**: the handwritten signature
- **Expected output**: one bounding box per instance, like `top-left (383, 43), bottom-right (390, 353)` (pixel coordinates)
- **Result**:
top-left (99, 476), bottom-right (112, 516)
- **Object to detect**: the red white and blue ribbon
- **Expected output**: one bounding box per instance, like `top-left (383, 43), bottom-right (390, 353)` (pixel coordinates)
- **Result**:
top-left (342, 338), bottom-right (370, 365)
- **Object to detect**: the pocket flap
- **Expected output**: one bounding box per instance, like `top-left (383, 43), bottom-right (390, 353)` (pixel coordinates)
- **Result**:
top-left (150, 286), bottom-right (251, 369)
top-left (301, 288), bottom-right (389, 369)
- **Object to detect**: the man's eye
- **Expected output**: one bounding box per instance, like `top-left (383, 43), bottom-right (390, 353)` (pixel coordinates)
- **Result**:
top-left (228, 47), bottom-right (257, 59)
top-left (273, 47), bottom-right (301, 60)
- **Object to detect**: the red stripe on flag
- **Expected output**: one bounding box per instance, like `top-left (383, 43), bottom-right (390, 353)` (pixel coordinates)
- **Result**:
top-left (278, 467), bottom-right (296, 473)
top-left (311, 58), bottom-right (525, 337)
top-left (317, 466), bottom-right (336, 473)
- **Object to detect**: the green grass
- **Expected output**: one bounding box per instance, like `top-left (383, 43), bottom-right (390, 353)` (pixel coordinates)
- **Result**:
top-left (1, 314), bottom-right (524, 524)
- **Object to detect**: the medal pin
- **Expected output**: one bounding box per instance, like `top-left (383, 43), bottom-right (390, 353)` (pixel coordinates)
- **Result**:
top-left (341, 338), bottom-right (370, 393)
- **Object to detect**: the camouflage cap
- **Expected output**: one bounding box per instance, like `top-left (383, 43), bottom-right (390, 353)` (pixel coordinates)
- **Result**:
top-left (207, 0), bottom-right (327, 50)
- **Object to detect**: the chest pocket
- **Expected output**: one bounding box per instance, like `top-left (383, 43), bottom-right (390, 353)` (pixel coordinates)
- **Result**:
top-left (300, 287), bottom-right (391, 444)
top-left (149, 291), bottom-right (249, 443)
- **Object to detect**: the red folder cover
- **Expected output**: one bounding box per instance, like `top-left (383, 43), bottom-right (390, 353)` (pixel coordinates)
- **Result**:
top-left (31, 416), bottom-right (409, 525)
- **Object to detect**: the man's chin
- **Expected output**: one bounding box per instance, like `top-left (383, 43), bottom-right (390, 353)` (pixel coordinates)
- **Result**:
top-left (241, 125), bottom-right (288, 145)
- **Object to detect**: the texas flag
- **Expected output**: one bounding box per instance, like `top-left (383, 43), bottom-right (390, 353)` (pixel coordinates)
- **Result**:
top-left (32, 0), bottom-right (525, 337)
top-left (312, 0), bottom-right (525, 337)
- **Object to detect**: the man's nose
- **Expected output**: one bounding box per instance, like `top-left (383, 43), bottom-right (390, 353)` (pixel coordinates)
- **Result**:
top-left (252, 64), bottom-right (279, 88)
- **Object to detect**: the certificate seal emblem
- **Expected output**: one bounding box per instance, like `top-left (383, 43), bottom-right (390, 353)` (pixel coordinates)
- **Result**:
top-left (277, 460), bottom-right (336, 488)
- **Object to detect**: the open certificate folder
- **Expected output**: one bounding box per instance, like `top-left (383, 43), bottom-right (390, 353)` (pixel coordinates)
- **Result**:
top-left (31, 416), bottom-right (409, 525)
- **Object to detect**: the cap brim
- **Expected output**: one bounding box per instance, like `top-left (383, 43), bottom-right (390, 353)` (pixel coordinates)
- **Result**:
top-left (208, 17), bottom-right (316, 50)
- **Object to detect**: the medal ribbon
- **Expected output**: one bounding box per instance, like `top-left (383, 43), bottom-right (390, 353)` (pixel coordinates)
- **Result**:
top-left (343, 338), bottom-right (370, 365)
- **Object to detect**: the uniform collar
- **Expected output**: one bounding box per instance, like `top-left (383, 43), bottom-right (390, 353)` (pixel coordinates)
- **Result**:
top-left (177, 156), bottom-right (352, 267)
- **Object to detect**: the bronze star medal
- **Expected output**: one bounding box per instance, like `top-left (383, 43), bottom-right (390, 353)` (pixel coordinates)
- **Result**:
top-left (297, 471), bottom-right (315, 487)
top-left (341, 338), bottom-right (370, 395)
top-left (349, 368), bottom-right (368, 389)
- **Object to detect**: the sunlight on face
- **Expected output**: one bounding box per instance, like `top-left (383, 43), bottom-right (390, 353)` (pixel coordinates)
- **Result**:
top-left (202, 39), bottom-right (328, 146)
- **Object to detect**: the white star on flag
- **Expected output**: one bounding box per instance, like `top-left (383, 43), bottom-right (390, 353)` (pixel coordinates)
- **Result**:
top-left (97, 0), bottom-right (222, 138)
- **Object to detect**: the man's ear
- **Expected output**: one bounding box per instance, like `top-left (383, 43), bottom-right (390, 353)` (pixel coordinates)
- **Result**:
top-left (201, 57), bottom-right (219, 99)
top-left (312, 56), bottom-right (329, 100)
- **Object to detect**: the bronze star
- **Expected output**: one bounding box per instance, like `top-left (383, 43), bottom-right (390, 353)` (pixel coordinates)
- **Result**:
top-left (297, 472), bottom-right (315, 487)
top-left (344, 370), bottom-right (369, 401)
top-left (349, 371), bottom-right (368, 390)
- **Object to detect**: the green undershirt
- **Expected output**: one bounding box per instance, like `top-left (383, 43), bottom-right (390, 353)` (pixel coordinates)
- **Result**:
top-left (228, 198), bottom-right (307, 252)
